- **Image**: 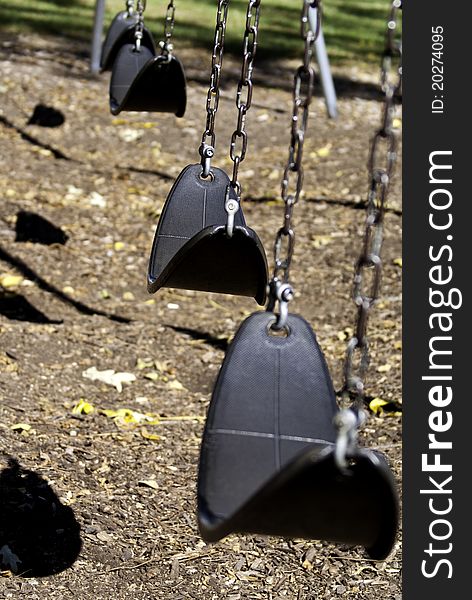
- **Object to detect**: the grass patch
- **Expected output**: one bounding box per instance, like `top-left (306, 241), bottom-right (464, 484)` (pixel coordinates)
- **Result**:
top-left (0, 0), bottom-right (395, 65)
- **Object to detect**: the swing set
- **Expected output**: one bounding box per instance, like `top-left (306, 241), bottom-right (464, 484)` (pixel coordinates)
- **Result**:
top-left (99, 0), bottom-right (402, 560)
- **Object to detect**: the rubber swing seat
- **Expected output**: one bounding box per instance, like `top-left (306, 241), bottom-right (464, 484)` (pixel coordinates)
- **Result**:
top-left (197, 311), bottom-right (399, 560)
top-left (100, 10), bottom-right (155, 72)
top-left (110, 44), bottom-right (186, 117)
top-left (147, 164), bottom-right (268, 304)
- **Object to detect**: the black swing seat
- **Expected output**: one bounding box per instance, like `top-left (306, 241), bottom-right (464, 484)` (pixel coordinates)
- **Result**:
top-left (197, 312), bottom-right (398, 560)
top-left (109, 43), bottom-right (186, 116)
top-left (100, 11), bottom-right (155, 72)
top-left (147, 164), bottom-right (268, 304)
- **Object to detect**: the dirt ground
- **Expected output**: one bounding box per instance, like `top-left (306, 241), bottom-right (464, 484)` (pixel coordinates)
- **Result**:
top-left (0, 31), bottom-right (402, 600)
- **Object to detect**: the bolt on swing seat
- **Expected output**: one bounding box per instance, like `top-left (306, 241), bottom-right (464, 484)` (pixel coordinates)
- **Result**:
top-left (100, 10), bottom-right (155, 72)
top-left (109, 43), bottom-right (186, 116)
top-left (147, 164), bottom-right (268, 304)
top-left (197, 311), bottom-right (399, 560)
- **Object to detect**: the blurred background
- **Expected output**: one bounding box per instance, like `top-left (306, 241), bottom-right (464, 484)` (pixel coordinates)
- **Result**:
top-left (0, 0), bottom-right (394, 65)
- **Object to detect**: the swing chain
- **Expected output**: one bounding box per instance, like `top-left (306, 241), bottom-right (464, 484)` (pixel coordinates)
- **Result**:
top-left (342, 0), bottom-right (401, 409)
top-left (126, 0), bottom-right (135, 17)
top-left (160, 1), bottom-right (176, 58)
top-left (200, 0), bottom-right (231, 176)
top-left (225, 0), bottom-right (262, 236)
top-left (268, 0), bottom-right (321, 328)
top-left (134, 0), bottom-right (146, 51)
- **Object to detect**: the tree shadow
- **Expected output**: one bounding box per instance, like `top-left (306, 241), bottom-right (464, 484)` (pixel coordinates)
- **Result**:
top-left (0, 456), bottom-right (82, 576)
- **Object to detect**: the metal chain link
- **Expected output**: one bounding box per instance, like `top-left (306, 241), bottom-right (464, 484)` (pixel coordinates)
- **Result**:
top-left (125, 0), bottom-right (135, 17)
top-left (227, 0), bottom-right (262, 196)
top-left (224, 0), bottom-right (262, 236)
top-left (200, 0), bottom-right (231, 177)
top-left (267, 0), bottom-right (321, 326)
top-left (342, 0), bottom-right (402, 409)
top-left (134, 0), bottom-right (147, 51)
top-left (159, 1), bottom-right (176, 58)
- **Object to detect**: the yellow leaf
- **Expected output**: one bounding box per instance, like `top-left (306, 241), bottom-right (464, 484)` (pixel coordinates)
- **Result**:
top-left (0, 274), bottom-right (23, 288)
top-left (167, 379), bottom-right (185, 391)
top-left (111, 118), bottom-right (127, 125)
top-left (140, 427), bottom-right (161, 441)
top-left (10, 423), bottom-right (34, 435)
top-left (100, 408), bottom-right (160, 426)
top-left (114, 241), bottom-right (125, 251)
top-left (136, 358), bottom-right (154, 370)
top-left (377, 364), bottom-right (392, 373)
top-left (393, 257), bottom-right (402, 267)
top-left (369, 398), bottom-right (388, 415)
top-left (144, 371), bottom-right (159, 381)
top-left (316, 143), bottom-right (332, 158)
top-left (72, 399), bottom-right (95, 415)
top-left (302, 559), bottom-right (313, 571)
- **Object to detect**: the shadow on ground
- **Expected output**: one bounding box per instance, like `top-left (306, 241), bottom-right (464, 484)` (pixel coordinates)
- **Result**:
top-left (0, 456), bottom-right (82, 576)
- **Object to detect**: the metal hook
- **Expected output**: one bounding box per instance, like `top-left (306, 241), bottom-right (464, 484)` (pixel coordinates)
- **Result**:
top-left (268, 279), bottom-right (294, 330)
top-left (333, 408), bottom-right (365, 471)
top-left (199, 143), bottom-right (214, 178)
top-left (224, 186), bottom-right (239, 238)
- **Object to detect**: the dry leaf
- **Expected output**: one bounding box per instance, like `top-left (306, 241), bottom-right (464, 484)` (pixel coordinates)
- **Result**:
top-left (167, 379), bottom-right (185, 391)
top-left (140, 427), bottom-right (160, 441)
top-left (0, 274), bottom-right (23, 288)
top-left (138, 479), bottom-right (159, 490)
top-left (100, 408), bottom-right (160, 426)
top-left (10, 423), bottom-right (31, 433)
top-left (82, 367), bottom-right (136, 392)
top-left (72, 399), bottom-right (95, 415)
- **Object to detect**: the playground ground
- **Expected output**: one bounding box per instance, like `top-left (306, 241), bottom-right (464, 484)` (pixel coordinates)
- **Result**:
top-left (0, 31), bottom-right (402, 600)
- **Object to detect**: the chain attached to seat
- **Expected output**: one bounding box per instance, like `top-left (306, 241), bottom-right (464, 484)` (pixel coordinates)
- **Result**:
top-left (267, 0), bottom-right (321, 328)
top-left (197, 0), bottom-right (263, 236)
top-left (336, 0), bottom-right (402, 468)
top-left (224, 0), bottom-right (262, 236)
top-left (159, 1), bottom-right (176, 61)
top-left (125, 0), bottom-right (135, 17)
top-left (199, 0), bottom-right (230, 177)
top-left (134, 0), bottom-right (146, 51)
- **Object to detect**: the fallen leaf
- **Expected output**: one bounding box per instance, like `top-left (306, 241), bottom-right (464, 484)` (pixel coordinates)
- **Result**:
top-left (0, 274), bottom-right (23, 288)
top-left (167, 379), bottom-right (185, 391)
top-left (72, 399), bottom-right (95, 415)
top-left (87, 191), bottom-right (106, 208)
top-left (138, 479), bottom-right (159, 490)
top-left (100, 408), bottom-right (160, 426)
top-left (119, 128), bottom-right (144, 142)
top-left (393, 257), bottom-right (402, 267)
top-left (369, 397), bottom-right (402, 416)
top-left (82, 367), bottom-right (136, 392)
top-left (10, 423), bottom-right (31, 433)
top-left (144, 371), bottom-right (159, 381)
top-left (140, 427), bottom-right (160, 441)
